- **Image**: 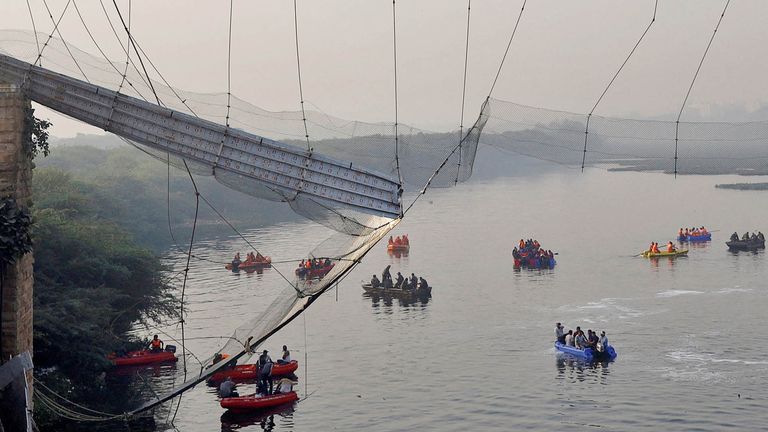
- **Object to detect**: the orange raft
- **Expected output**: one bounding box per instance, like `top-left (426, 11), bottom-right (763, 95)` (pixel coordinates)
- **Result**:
top-left (207, 360), bottom-right (299, 384)
top-left (225, 257), bottom-right (272, 271)
top-left (108, 350), bottom-right (177, 367)
top-left (220, 391), bottom-right (299, 414)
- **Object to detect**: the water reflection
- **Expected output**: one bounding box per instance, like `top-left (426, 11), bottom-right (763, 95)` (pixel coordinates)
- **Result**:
top-left (363, 291), bottom-right (431, 308)
top-left (387, 249), bottom-right (410, 260)
top-left (220, 404), bottom-right (296, 431)
top-left (555, 355), bottom-right (611, 384)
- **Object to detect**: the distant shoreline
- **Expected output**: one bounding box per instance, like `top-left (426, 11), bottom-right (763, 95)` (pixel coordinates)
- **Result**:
top-left (715, 183), bottom-right (768, 191)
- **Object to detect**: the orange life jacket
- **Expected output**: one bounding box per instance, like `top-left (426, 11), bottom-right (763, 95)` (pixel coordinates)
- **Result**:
top-left (667, 244), bottom-right (674, 252)
top-left (151, 339), bottom-right (162, 348)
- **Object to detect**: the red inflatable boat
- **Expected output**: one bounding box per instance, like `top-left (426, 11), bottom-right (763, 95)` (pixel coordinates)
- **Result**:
top-left (220, 391), bottom-right (299, 413)
top-left (108, 350), bottom-right (177, 367)
top-left (208, 360), bottom-right (299, 384)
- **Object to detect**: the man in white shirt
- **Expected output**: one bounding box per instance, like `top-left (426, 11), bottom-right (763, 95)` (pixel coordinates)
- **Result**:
top-left (555, 323), bottom-right (566, 343)
top-left (564, 330), bottom-right (574, 347)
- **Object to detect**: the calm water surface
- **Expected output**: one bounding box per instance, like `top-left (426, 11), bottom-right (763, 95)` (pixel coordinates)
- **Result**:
top-left (127, 168), bottom-right (767, 431)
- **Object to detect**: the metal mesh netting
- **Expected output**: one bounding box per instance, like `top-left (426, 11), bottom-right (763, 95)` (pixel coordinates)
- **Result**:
top-left (0, 30), bottom-right (423, 413)
top-left (0, 30), bottom-right (480, 192)
top-left (481, 98), bottom-right (768, 175)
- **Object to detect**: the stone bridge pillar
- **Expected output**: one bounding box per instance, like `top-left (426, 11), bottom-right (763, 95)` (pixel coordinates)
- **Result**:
top-left (0, 83), bottom-right (34, 368)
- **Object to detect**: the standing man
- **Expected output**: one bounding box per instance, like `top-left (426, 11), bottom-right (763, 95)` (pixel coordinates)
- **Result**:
top-left (555, 323), bottom-right (566, 344)
top-left (257, 349), bottom-right (274, 395)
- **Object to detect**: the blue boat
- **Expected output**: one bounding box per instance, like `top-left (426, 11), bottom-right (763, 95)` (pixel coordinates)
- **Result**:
top-left (555, 342), bottom-right (617, 361)
top-left (678, 233), bottom-right (711, 242)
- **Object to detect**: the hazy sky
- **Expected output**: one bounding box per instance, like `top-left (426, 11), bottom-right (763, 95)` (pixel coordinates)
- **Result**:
top-left (2, 0), bottom-right (767, 137)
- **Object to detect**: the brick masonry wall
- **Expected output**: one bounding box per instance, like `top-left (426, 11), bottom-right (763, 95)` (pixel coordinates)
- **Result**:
top-left (0, 83), bottom-right (34, 368)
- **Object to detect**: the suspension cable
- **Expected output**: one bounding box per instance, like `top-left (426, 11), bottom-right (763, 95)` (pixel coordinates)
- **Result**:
top-left (455, 0), bottom-right (472, 185)
top-left (33, 0), bottom-right (71, 67)
top-left (581, 0), bottom-right (658, 172)
top-left (487, 0), bottom-right (526, 99)
top-left (170, 159), bottom-right (200, 423)
top-left (674, 0), bottom-right (730, 177)
top-left (25, 0), bottom-right (41, 58)
top-left (110, 0), bottom-right (162, 105)
top-left (392, 0), bottom-right (404, 195)
top-left (293, 0), bottom-right (311, 151)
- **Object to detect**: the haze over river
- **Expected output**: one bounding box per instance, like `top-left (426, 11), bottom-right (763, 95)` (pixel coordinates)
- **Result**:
top-left (126, 166), bottom-right (767, 431)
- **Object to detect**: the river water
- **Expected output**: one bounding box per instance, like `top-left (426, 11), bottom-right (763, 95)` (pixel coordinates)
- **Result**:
top-left (124, 166), bottom-right (767, 431)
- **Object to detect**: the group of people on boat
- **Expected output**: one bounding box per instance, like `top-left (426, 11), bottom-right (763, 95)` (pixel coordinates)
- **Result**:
top-left (647, 241), bottom-right (677, 254)
top-left (555, 323), bottom-right (609, 352)
top-left (730, 231), bottom-right (765, 242)
top-left (219, 345), bottom-right (296, 399)
top-left (388, 235), bottom-right (410, 247)
top-left (296, 257), bottom-right (333, 278)
top-left (513, 238), bottom-right (556, 269)
top-left (230, 251), bottom-right (268, 268)
top-left (678, 226), bottom-right (709, 239)
top-left (371, 265), bottom-right (429, 291)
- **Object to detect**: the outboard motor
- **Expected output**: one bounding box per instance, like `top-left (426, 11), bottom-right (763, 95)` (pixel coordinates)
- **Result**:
top-left (165, 344), bottom-right (177, 353)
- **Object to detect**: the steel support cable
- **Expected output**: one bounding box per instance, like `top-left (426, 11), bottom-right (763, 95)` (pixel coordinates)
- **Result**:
top-left (110, 0), bottom-right (162, 106)
top-left (455, 0), bottom-right (472, 185)
top-left (97, 0), bottom-right (154, 92)
top-left (116, 0), bottom-right (133, 94)
top-left (581, 0), bottom-right (658, 172)
top-left (32, 0), bottom-right (71, 67)
top-left (107, 0), bottom-right (199, 117)
top-left (674, 0), bottom-right (730, 177)
top-left (34, 378), bottom-right (120, 419)
top-left (40, 0), bottom-right (89, 82)
top-left (25, 0), bottom-right (41, 58)
top-left (213, 0), bottom-right (235, 173)
top-left (70, 0), bottom-right (151, 103)
top-left (487, 0), bottom-right (527, 99)
top-left (293, 0), bottom-right (312, 152)
top-left (392, 0), bottom-right (404, 201)
top-left (170, 159), bottom-right (200, 424)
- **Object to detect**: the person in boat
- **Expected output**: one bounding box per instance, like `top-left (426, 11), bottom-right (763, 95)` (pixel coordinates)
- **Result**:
top-left (277, 345), bottom-right (291, 365)
top-left (403, 234), bottom-right (409, 245)
top-left (564, 330), bottom-right (574, 347)
top-left (555, 323), bottom-right (565, 344)
top-left (371, 274), bottom-right (381, 288)
top-left (587, 330), bottom-right (599, 348)
top-left (275, 377), bottom-right (297, 394)
top-left (742, 232), bottom-right (750, 241)
top-left (652, 242), bottom-right (660, 254)
top-left (679, 228), bottom-right (684, 238)
top-left (410, 273), bottom-right (418, 290)
top-left (388, 236), bottom-right (394, 245)
top-left (519, 239), bottom-right (525, 249)
top-left (758, 232), bottom-right (765, 241)
top-left (418, 277), bottom-right (429, 290)
top-left (219, 376), bottom-right (238, 398)
top-left (599, 331), bottom-right (609, 349)
top-left (751, 233), bottom-right (758, 241)
top-left (382, 265), bottom-right (393, 288)
top-left (256, 252), bottom-right (265, 261)
top-left (648, 242), bottom-right (654, 253)
top-left (574, 328), bottom-right (586, 349)
top-left (730, 232), bottom-right (739, 242)
top-left (700, 227), bottom-right (708, 235)
top-left (666, 241), bottom-right (676, 253)
top-left (395, 272), bottom-right (405, 288)
top-left (512, 247), bottom-right (519, 260)
top-left (394, 236), bottom-right (402, 245)
top-left (257, 350), bottom-right (274, 395)
top-left (324, 258), bottom-right (332, 267)
top-left (149, 335), bottom-right (164, 352)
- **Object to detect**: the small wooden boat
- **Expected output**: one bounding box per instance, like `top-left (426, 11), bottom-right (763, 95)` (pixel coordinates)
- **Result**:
top-left (207, 361), bottom-right (299, 384)
top-left (361, 283), bottom-right (431, 297)
top-left (108, 348), bottom-right (178, 367)
top-left (726, 238), bottom-right (765, 250)
top-left (678, 233), bottom-right (711, 242)
top-left (220, 391), bottom-right (299, 414)
top-left (226, 257), bottom-right (272, 271)
top-left (641, 249), bottom-right (688, 258)
top-left (555, 342), bottom-right (617, 361)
